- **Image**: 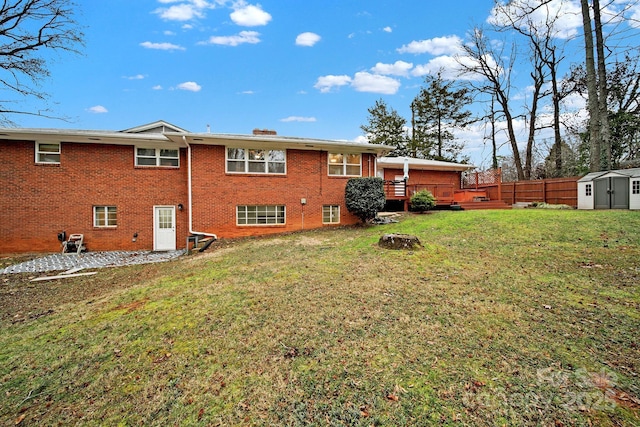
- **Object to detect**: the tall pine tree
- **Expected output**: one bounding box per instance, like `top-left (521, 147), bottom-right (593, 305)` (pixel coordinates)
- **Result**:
top-left (360, 99), bottom-right (409, 157)
top-left (411, 72), bottom-right (473, 162)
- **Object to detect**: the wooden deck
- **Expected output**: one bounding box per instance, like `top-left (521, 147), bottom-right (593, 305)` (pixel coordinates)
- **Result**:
top-left (384, 180), bottom-right (511, 210)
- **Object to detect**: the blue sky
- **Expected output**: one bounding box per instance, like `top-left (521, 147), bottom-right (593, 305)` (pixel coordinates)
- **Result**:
top-left (9, 0), bottom-right (640, 167)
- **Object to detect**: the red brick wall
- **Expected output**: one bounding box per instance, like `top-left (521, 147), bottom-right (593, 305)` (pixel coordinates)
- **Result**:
top-left (1, 140), bottom-right (376, 253)
top-left (383, 168), bottom-right (462, 188)
top-left (0, 140), bottom-right (188, 253)
top-left (189, 146), bottom-right (372, 238)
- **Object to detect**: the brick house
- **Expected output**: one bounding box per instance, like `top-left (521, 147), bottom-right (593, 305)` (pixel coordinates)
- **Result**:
top-left (0, 121), bottom-right (391, 253)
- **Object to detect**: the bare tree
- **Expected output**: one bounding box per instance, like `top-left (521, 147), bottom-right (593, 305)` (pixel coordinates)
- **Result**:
top-left (0, 0), bottom-right (83, 124)
top-left (492, 0), bottom-right (570, 178)
top-left (457, 27), bottom-right (527, 180)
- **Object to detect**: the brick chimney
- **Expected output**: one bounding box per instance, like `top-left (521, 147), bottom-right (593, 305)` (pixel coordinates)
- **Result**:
top-left (252, 128), bottom-right (277, 136)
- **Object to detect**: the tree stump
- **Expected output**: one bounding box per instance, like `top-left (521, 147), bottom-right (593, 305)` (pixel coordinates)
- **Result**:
top-left (378, 233), bottom-right (422, 250)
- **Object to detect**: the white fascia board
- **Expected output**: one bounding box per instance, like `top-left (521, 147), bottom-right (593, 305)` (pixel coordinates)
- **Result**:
top-left (377, 156), bottom-right (475, 172)
top-left (0, 128), bottom-right (183, 147)
top-left (164, 132), bottom-right (392, 155)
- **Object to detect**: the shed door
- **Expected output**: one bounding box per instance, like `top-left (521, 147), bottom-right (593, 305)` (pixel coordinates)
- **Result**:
top-left (594, 179), bottom-right (610, 209)
top-left (611, 177), bottom-right (629, 209)
top-left (594, 177), bottom-right (629, 209)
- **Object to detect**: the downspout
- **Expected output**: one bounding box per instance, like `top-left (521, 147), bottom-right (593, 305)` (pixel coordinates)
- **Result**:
top-left (183, 136), bottom-right (218, 241)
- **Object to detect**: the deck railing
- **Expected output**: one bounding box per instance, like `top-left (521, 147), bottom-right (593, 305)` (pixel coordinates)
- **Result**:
top-left (383, 180), bottom-right (456, 205)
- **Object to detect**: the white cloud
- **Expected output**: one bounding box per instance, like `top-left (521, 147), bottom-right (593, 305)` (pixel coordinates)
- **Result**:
top-left (155, 3), bottom-right (205, 21)
top-left (177, 81), bottom-right (202, 92)
top-left (353, 135), bottom-right (369, 144)
top-left (230, 4), bottom-right (272, 26)
top-left (280, 116), bottom-right (317, 123)
top-left (164, 30), bottom-right (176, 36)
top-left (383, 26), bottom-right (392, 33)
top-left (88, 105), bottom-right (108, 114)
top-left (411, 54), bottom-right (499, 82)
top-left (314, 75), bottom-right (352, 93)
top-left (240, 90), bottom-right (255, 94)
top-left (296, 32), bottom-right (321, 47)
top-left (203, 31), bottom-right (261, 46)
top-left (140, 41), bottom-right (185, 51)
top-left (351, 72), bottom-right (401, 95)
top-left (397, 35), bottom-right (463, 55)
top-left (487, 0), bottom-right (584, 40)
top-left (123, 74), bottom-right (145, 80)
top-left (152, 85), bottom-right (163, 90)
top-left (370, 60), bottom-right (413, 77)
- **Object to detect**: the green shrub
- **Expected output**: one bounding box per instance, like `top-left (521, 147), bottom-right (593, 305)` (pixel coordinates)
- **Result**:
top-left (345, 177), bottom-right (386, 223)
top-left (410, 190), bottom-right (436, 212)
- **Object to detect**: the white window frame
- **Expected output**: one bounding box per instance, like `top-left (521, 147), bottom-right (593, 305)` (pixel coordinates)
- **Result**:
top-left (328, 153), bottom-right (362, 176)
top-left (135, 147), bottom-right (179, 167)
top-left (322, 205), bottom-right (340, 224)
top-left (585, 183), bottom-right (592, 196)
top-left (35, 141), bottom-right (61, 164)
top-left (237, 205), bottom-right (286, 226)
top-left (94, 206), bottom-right (117, 227)
top-left (226, 147), bottom-right (286, 174)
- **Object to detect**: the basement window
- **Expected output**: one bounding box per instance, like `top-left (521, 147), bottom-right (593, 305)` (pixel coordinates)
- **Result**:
top-left (94, 206), bottom-right (117, 227)
top-left (328, 153), bottom-right (361, 176)
top-left (136, 147), bottom-right (179, 167)
top-left (36, 142), bottom-right (61, 164)
top-left (323, 205), bottom-right (340, 224)
top-left (237, 205), bottom-right (285, 225)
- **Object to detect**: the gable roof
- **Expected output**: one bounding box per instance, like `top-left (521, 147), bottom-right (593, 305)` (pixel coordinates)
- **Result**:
top-left (121, 120), bottom-right (189, 134)
top-left (578, 167), bottom-right (640, 182)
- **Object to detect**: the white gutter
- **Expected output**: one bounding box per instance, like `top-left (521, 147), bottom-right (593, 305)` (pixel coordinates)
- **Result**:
top-left (183, 136), bottom-right (218, 242)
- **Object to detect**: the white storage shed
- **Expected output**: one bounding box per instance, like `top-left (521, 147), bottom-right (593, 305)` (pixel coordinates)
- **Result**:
top-left (577, 168), bottom-right (640, 210)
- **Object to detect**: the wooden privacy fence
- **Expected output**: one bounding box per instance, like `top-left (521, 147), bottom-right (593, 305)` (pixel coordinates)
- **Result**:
top-left (463, 169), bottom-right (579, 207)
top-left (501, 177), bottom-right (579, 206)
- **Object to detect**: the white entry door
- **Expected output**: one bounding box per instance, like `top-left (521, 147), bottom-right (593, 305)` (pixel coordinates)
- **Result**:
top-left (154, 206), bottom-right (176, 251)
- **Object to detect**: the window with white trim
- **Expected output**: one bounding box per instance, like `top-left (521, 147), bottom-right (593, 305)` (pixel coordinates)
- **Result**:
top-left (94, 206), bottom-right (117, 227)
top-left (36, 142), bottom-right (60, 164)
top-left (328, 153), bottom-right (361, 176)
top-left (227, 148), bottom-right (285, 174)
top-left (585, 183), bottom-right (592, 196)
top-left (135, 147), bottom-right (179, 167)
top-left (237, 205), bottom-right (285, 225)
top-left (323, 205), bottom-right (340, 224)
top-left (633, 180), bottom-right (640, 195)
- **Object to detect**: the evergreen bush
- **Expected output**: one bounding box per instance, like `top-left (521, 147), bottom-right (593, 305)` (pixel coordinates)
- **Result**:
top-left (345, 177), bottom-right (386, 223)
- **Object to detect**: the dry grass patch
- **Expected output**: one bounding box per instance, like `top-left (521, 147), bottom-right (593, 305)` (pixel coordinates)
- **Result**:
top-left (1, 210), bottom-right (639, 426)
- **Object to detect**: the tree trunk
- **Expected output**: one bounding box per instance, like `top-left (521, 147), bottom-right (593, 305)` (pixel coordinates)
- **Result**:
top-left (499, 92), bottom-right (525, 180)
top-left (581, 0), bottom-right (602, 172)
top-left (593, 0), bottom-right (612, 170)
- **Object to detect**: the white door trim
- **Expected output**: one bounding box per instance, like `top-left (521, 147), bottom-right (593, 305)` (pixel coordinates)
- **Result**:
top-left (153, 206), bottom-right (176, 251)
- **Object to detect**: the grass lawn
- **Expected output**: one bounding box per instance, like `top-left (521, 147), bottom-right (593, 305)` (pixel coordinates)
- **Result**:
top-left (1, 209), bottom-right (639, 426)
